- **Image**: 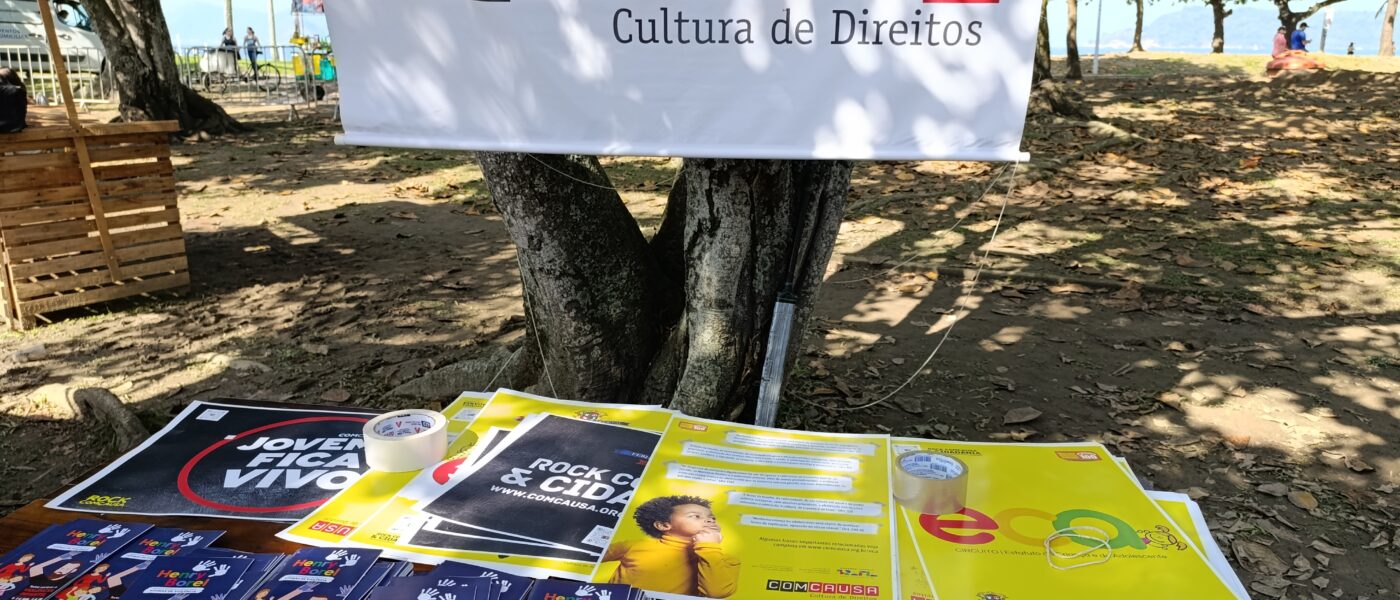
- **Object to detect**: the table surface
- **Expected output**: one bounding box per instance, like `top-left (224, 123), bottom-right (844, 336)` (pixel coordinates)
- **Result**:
top-left (1, 499), bottom-right (304, 556)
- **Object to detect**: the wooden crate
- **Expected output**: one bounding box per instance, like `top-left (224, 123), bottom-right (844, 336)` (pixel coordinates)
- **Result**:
top-left (0, 121), bottom-right (188, 329)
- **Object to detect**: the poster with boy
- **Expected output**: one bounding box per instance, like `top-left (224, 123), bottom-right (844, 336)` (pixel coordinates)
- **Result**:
top-left (415, 414), bottom-right (662, 554)
top-left (49, 401), bottom-right (381, 521)
top-left (592, 418), bottom-right (895, 600)
top-left (52, 528), bottom-right (223, 600)
top-left (254, 549), bottom-right (381, 600)
top-left (0, 519), bottom-right (153, 600)
top-left (118, 556), bottom-right (254, 600)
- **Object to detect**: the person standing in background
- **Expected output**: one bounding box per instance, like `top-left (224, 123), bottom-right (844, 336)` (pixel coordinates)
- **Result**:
top-left (244, 28), bottom-right (262, 77)
top-left (1346, 42), bottom-right (1355, 55)
top-left (1289, 23), bottom-right (1310, 51)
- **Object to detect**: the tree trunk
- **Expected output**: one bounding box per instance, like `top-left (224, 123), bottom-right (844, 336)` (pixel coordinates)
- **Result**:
top-left (83, 0), bottom-right (243, 134)
top-left (1382, 0), bottom-right (1398, 56)
top-left (481, 155), bottom-right (852, 420)
top-left (1034, 0), bottom-right (1053, 83)
top-left (1130, 0), bottom-right (1146, 52)
top-left (1209, 0), bottom-right (1229, 54)
top-left (1066, 0), bottom-right (1083, 79)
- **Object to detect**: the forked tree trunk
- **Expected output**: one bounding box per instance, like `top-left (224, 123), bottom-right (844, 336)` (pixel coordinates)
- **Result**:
top-left (1272, 0), bottom-right (1347, 35)
top-left (1382, 0), bottom-right (1398, 56)
top-left (1034, 0), bottom-right (1054, 83)
top-left (1131, 0), bottom-right (1146, 52)
top-left (479, 155), bottom-right (852, 419)
top-left (1209, 0), bottom-right (1230, 54)
top-left (83, 0), bottom-right (244, 134)
top-left (1066, 0), bottom-right (1083, 79)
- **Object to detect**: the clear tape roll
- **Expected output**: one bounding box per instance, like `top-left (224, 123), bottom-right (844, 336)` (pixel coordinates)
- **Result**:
top-left (892, 450), bottom-right (969, 515)
top-left (363, 409), bottom-right (448, 472)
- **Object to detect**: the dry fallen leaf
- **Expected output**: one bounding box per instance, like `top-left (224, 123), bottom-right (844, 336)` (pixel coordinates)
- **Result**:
top-left (1257, 482), bottom-right (1289, 497)
top-left (1287, 490), bottom-right (1319, 511)
top-left (1002, 407), bottom-right (1042, 425)
top-left (320, 389), bottom-right (351, 403)
top-left (1345, 456), bottom-right (1376, 473)
top-left (1309, 540), bottom-right (1346, 556)
top-left (1232, 540), bottom-right (1288, 576)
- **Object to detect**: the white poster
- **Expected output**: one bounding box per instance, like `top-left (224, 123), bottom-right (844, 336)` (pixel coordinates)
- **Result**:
top-left (326, 0), bottom-right (1040, 161)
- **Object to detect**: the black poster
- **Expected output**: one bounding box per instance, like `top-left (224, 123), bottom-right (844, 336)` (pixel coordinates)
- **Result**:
top-left (48, 400), bottom-right (380, 521)
top-left (401, 516), bottom-right (603, 562)
top-left (416, 414), bottom-right (659, 551)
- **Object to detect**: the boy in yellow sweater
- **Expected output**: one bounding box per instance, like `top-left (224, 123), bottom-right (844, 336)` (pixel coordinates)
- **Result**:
top-left (603, 496), bottom-right (741, 598)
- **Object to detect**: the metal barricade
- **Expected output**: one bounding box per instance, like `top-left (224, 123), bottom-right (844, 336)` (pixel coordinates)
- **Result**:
top-left (0, 45), bottom-right (114, 107)
top-left (177, 45), bottom-right (332, 114)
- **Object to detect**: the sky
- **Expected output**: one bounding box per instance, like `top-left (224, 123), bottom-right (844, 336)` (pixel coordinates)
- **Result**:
top-left (161, 0), bottom-right (329, 49)
top-left (157, 0), bottom-right (1394, 55)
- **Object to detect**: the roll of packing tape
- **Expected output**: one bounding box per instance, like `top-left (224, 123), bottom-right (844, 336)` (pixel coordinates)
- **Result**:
top-left (363, 410), bottom-right (449, 472)
top-left (893, 450), bottom-right (969, 515)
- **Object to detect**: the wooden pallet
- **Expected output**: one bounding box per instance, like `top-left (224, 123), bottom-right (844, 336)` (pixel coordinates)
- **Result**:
top-left (0, 121), bottom-right (188, 329)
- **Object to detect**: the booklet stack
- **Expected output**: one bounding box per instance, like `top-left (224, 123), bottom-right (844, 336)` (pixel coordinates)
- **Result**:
top-left (0, 521), bottom-right (419, 600)
top-left (274, 389), bottom-right (1250, 600)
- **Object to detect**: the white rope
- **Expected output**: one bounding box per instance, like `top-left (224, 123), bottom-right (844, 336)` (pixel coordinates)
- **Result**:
top-left (840, 161), bottom-right (1022, 412)
top-left (829, 163), bottom-right (1013, 285)
top-left (514, 253), bottom-right (560, 398)
top-left (482, 346), bottom-right (518, 391)
top-left (526, 153), bottom-right (629, 191)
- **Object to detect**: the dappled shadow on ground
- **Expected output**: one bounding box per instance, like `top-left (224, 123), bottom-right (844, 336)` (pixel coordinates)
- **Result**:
top-left (0, 198), bottom-right (529, 508)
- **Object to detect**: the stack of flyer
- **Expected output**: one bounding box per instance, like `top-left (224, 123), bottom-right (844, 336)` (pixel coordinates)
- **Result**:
top-left (0, 520), bottom-right (419, 600)
top-left (276, 389), bottom-right (1250, 600)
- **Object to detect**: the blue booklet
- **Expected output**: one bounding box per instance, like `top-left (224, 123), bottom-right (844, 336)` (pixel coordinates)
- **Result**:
top-left (429, 565), bottom-right (531, 600)
top-left (255, 549), bottom-right (381, 600)
top-left (524, 582), bottom-right (638, 600)
top-left (333, 563), bottom-right (395, 600)
top-left (370, 576), bottom-right (497, 600)
top-left (118, 556), bottom-right (254, 600)
top-left (178, 551), bottom-right (284, 600)
top-left (0, 519), bottom-right (154, 600)
top-left (52, 527), bottom-right (223, 600)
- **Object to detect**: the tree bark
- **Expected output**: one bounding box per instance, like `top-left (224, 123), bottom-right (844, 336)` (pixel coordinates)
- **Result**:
top-left (83, 0), bottom-right (244, 134)
top-left (1066, 0), bottom-right (1083, 79)
top-left (1209, 0), bottom-right (1230, 54)
top-left (483, 155), bottom-right (852, 419)
top-left (1130, 0), bottom-right (1146, 52)
top-left (1382, 0), bottom-right (1398, 56)
top-left (1273, 0), bottom-right (1348, 33)
top-left (1034, 0), bottom-right (1054, 83)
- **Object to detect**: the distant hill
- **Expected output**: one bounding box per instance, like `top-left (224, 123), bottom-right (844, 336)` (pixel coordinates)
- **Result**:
top-left (1053, 5), bottom-right (1395, 55)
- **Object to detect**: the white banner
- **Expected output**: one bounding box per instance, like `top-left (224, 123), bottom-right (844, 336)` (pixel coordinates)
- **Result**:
top-left (326, 0), bottom-right (1039, 161)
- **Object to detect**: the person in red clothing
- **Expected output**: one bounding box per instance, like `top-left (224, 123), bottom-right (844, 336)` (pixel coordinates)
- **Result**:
top-left (1271, 27), bottom-right (1288, 58)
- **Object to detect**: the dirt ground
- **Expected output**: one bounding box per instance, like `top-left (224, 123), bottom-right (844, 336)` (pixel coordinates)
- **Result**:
top-left (2, 56), bottom-right (1398, 597)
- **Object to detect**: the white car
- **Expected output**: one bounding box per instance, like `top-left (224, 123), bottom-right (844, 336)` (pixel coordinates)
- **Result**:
top-left (0, 0), bottom-right (106, 75)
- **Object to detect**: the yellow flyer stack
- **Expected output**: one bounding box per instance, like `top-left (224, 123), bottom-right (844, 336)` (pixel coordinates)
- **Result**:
top-left (890, 438), bottom-right (1242, 600)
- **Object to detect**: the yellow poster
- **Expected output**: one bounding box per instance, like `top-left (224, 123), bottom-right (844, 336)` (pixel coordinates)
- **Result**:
top-left (340, 389), bottom-right (677, 578)
top-left (892, 439), bottom-right (1238, 600)
top-left (593, 417), bottom-right (895, 600)
top-left (277, 392), bottom-right (492, 547)
top-left (443, 391), bottom-right (492, 446)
